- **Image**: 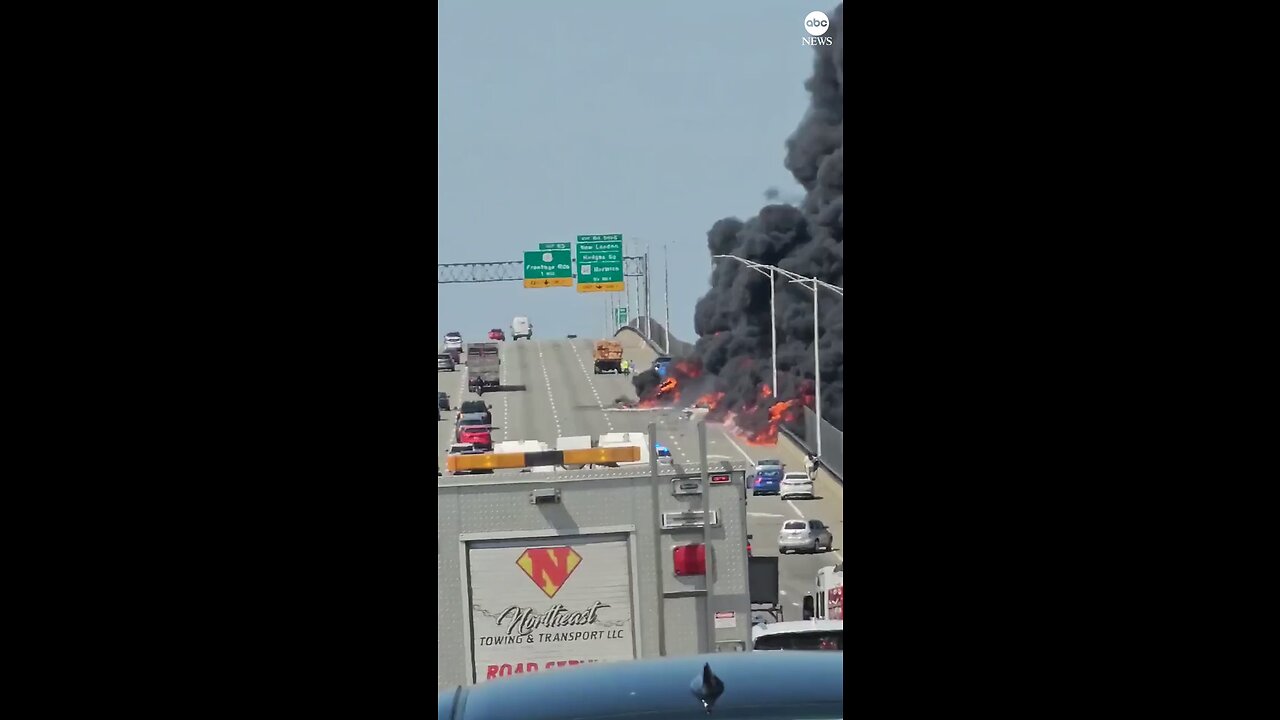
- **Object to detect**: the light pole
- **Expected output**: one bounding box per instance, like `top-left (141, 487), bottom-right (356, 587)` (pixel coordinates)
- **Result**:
top-left (664, 244), bottom-right (671, 355)
top-left (713, 254), bottom-right (779, 396)
top-left (787, 276), bottom-right (843, 460)
top-left (711, 255), bottom-right (845, 457)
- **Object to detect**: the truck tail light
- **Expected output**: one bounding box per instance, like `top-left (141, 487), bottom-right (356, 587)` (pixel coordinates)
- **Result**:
top-left (709, 473), bottom-right (731, 484)
top-left (673, 544), bottom-right (706, 576)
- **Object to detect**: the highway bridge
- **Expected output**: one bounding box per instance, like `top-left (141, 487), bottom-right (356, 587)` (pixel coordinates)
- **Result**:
top-left (437, 330), bottom-right (844, 623)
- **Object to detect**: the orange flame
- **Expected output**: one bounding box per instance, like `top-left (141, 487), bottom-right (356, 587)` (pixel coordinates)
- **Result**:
top-left (738, 397), bottom-right (802, 445)
top-left (639, 376), bottom-right (681, 408)
top-left (694, 391), bottom-right (725, 410)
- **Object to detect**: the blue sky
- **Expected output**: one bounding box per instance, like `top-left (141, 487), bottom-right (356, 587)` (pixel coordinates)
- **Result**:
top-left (438, 0), bottom-right (820, 343)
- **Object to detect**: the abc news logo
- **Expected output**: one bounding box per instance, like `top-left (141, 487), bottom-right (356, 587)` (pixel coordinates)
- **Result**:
top-left (803, 11), bottom-right (834, 46)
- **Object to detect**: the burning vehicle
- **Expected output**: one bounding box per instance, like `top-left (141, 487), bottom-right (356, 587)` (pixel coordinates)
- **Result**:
top-left (632, 358), bottom-right (813, 445)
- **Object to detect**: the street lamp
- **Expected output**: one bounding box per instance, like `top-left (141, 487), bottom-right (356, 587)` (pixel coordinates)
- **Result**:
top-left (786, 276), bottom-right (842, 459)
top-left (712, 254), bottom-right (844, 459)
top-left (713, 254), bottom-right (779, 396)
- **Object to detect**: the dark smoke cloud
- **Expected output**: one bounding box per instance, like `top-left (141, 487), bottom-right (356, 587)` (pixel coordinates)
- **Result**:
top-left (690, 3), bottom-right (844, 431)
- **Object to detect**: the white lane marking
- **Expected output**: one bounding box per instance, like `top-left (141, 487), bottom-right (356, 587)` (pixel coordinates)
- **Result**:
top-left (778, 589), bottom-right (788, 596)
top-left (748, 512), bottom-right (786, 518)
top-left (568, 340), bottom-right (615, 432)
top-left (720, 430), bottom-right (755, 465)
top-left (500, 347), bottom-right (510, 442)
top-left (536, 345), bottom-right (563, 438)
top-left (724, 427), bottom-right (843, 562)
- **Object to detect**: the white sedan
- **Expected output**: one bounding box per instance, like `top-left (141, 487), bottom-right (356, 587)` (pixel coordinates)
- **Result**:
top-left (779, 472), bottom-right (815, 500)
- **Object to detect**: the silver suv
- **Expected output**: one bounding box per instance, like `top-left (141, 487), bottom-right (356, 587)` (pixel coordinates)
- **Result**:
top-left (777, 519), bottom-right (833, 554)
top-left (437, 353), bottom-right (455, 371)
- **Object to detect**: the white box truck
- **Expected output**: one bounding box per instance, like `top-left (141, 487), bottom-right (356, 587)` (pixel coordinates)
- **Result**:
top-left (597, 432), bottom-right (650, 467)
top-left (438, 465), bottom-right (755, 688)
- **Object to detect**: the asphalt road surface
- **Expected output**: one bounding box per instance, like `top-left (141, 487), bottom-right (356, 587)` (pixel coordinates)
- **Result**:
top-left (436, 335), bottom-right (844, 624)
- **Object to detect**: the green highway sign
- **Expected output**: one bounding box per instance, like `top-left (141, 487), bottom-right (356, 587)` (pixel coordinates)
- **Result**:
top-left (524, 249), bottom-right (574, 288)
top-left (576, 234), bottom-right (623, 293)
top-left (615, 307), bottom-right (628, 326)
top-left (576, 242), bottom-right (622, 255)
top-left (539, 242), bottom-right (571, 250)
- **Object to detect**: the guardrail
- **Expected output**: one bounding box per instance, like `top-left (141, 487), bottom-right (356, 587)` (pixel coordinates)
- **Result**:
top-left (615, 316), bottom-right (843, 484)
top-left (617, 317), bottom-right (695, 357)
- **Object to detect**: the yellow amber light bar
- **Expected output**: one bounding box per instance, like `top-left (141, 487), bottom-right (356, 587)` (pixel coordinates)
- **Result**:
top-left (446, 446), bottom-right (641, 473)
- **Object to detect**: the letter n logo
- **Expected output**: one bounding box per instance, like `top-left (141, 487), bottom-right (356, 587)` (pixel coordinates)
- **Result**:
top-left (516, 546), bottom-right (582, 598)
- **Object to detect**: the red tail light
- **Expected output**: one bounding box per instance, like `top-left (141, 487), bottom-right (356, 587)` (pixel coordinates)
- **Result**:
top-left (673, 544), bottom-right (706, 576)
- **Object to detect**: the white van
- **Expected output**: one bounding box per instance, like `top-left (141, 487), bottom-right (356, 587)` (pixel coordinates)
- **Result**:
top-left (511, 316), bottom-right (533, 341)
top-left (751, 619), bottom-right (844, 651)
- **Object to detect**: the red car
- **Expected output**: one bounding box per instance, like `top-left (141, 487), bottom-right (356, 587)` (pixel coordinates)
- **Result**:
top-left (457, 425), bottom-right (492, 450)
top-left (488, 328), bottom-right (505, 341)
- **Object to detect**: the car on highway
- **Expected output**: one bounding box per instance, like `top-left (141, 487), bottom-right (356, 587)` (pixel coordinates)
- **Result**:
top-left (655, 443), bottom-right (672, 463)
top-left (438, 392), bottom-right (450, 411)
top-left (458, 401), bottom-right (492, 425)
top-left (455, 411), bottom-right (488, 433)
top-left (752, 461), bottom-right (783, 495)
top-left (437, 650), bottom-right (844, 720)
top-left (652, 355), bottom-right (673, 378)
top-left (488, 328), bottom-right (505, 341)
top-left (437, 353), bottom-right (455, 372)
top-left (777, 518), bottom-right (833, 554)
top-left (751, 619), bottom-right (844, 651)
top-left (779, 472), bottom-right (815, 500)
top-left (446, 347), bottom-right (462, 364)
top-left (444, 331), bottom-right (463, 350)
top-left (511, 315), bottom-right (533, 341)
top-left (456, 425), bottom-right (492, 450)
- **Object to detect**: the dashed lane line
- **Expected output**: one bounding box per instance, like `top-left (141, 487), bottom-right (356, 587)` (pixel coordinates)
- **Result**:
top-left (567, 341), bottom-right (615, 433)
top-left (721, 427), bottom-right (843, 563)
top-left (499, 347), bottom-right (510, 444)
top-left (536, 346), bottom-right (564, 438)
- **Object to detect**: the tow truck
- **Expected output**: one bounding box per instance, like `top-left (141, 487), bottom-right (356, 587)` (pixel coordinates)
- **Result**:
top-left (438, 449), bottom-right (755, 687)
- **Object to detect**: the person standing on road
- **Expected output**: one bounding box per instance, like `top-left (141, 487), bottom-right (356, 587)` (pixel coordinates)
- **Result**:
top-left (805, 453), bottom-right (818, 482)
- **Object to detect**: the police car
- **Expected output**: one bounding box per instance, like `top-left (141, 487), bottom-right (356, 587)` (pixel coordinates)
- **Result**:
top-left (654, 443), bottom-right (673, 464)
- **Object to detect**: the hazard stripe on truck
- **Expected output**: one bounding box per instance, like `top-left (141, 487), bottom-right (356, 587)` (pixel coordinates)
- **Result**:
top-left (446, 446), bottom-right (640, 472)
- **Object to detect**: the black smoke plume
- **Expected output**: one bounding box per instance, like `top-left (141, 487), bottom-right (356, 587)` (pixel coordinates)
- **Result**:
top-left (690, 3), bottom-right (844, 431)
